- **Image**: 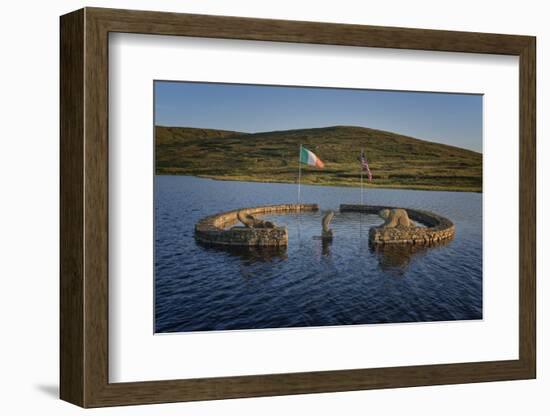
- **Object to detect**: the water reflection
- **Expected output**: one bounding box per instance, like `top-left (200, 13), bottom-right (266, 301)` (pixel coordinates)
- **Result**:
top-left (196, 241), bottom-right (288, 262)
top-left (370, 240), bottom-right (450, 275)
top-left (321, 238), bottom-right (333, 256)
top-left (370, 244), bottom-right (427, 275)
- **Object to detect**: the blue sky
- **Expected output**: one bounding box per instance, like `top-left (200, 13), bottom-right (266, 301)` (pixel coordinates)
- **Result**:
top-left (155, 81), bottom-right (482, 152)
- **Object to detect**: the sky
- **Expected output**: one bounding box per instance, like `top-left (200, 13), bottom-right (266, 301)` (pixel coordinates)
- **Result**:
top-left (155, 81), bottom-right (482, 152)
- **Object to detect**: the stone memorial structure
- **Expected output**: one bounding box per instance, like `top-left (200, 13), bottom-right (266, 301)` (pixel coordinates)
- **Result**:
top-left (195, 203), bottom-right (319, 247)
top-left (195, 202), bottom-right (453, 248)
top-left (340, 204), bottom-right (455, 245)
top-left (321, 211), bottom-right (335, 241)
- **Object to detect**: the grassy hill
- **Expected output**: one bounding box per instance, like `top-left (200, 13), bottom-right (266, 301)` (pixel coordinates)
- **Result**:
top-left (155, 125), bottom-right (482, 192)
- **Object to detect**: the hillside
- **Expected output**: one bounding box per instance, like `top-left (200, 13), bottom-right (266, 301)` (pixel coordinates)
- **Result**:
top-left (155, 125), bottom-right (482, 192)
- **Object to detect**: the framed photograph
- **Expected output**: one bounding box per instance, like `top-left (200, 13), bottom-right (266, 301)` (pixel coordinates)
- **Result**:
top-left (60, 7), bottom-right (536, 407)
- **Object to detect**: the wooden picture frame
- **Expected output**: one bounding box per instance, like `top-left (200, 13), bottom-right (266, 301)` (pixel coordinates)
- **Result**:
top-left (60, 7), bottom-right (536, 408)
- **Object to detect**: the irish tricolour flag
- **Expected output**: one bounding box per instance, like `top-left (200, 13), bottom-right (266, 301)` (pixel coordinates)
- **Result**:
top-left (300, 146), bottom-right (325, 168)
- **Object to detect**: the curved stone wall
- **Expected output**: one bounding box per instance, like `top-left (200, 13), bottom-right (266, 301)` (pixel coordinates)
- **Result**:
top-left (340, 204), bottom-right (455, 245)
top-left (195, 204), bottom-right (319, 246)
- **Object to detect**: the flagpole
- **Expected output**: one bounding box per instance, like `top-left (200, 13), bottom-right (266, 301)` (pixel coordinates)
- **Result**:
top-left (297, 144), bottom-right (303, 245)
top-left (359, 148), bottom-right (363, 244)
top-left (360, 148), bottom-right (364, 205)
top-left (298, 144), bottom-right (302, 206)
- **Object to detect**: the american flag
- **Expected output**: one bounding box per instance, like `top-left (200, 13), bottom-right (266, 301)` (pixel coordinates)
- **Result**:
top-left (360, 150), bottom-right (372, 182)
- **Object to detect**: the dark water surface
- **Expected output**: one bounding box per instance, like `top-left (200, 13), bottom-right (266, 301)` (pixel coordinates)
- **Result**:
top-left (155, 175), bottom-right (482, 333)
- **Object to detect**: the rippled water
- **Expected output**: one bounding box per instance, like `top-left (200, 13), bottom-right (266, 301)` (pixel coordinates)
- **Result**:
top-left (155, 175), bottom-right (482, 333)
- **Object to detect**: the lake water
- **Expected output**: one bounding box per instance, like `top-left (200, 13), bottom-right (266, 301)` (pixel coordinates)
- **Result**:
top-left (155, 175), bottom-right (482, 333)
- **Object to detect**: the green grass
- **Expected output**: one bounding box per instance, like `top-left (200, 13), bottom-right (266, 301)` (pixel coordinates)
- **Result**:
top-left (155, 125), bottom-right (482, 192)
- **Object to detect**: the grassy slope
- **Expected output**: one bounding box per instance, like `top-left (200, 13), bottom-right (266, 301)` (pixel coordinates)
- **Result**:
top-left (155, 125), bottom-right (482, 192)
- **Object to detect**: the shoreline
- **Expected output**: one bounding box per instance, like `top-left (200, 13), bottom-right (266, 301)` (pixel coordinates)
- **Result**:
top-left (155, 172), bottom-right (482, 193)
